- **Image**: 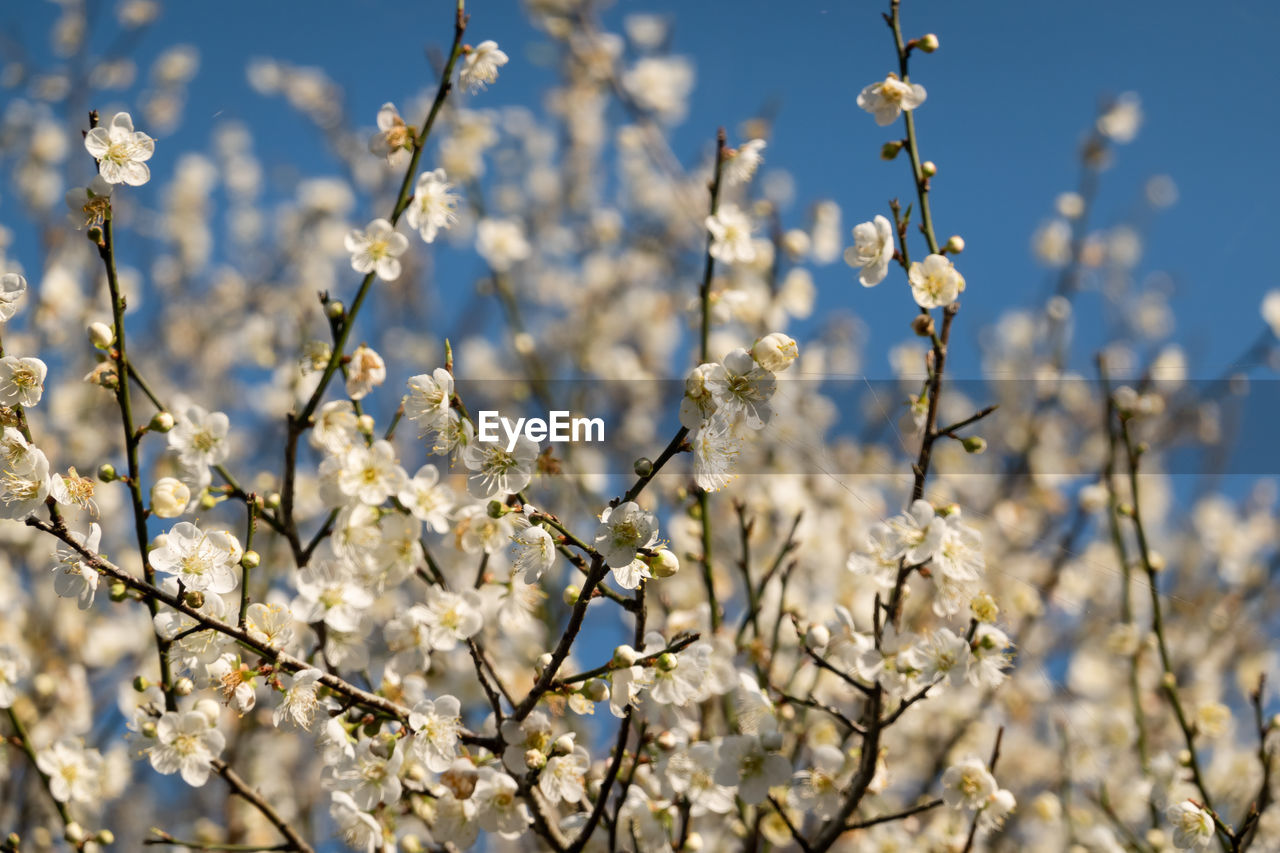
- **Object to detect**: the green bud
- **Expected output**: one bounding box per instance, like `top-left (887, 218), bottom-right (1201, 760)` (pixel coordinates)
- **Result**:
top-left (183, 590), bottom-right (205, 609)
top-left (656, 652), bottom-right (679, 672)
top-left (149, 411), bottom-right (174, 432)
top-left (326, 300), bottom-right (345, 320)
top-left (109, 581), bottom-right (128, 602)
top-left (132, 675), bottom-right (150, 692)
top-left (633, 457), bottom-right (653, 477)
top-left (241, 550), bottom-right (261, 570)
top-left (881, 140), bottom-right (904, 161)
top-left (487, 500), bottom-right (505, 519)
top-left (961, 436), bottom-right (987, 454)
top-left (97, 463), bottom-right (117, 482)
top-left (563, 584), bottom-right (580, 606)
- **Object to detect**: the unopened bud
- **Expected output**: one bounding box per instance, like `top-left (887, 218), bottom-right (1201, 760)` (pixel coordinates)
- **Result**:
top-left (648, 548), bottom-right (680, 578)
top-left (241, 550), bottom-right (260, 570)
top-left (921, 160), bottom-right (937, 177)
top-left (133, 675), bottom-right (150, 692)
top-left (656, 652), bottom-right (678, 672)
top-left (264, 492), bottom-right (281, 509)
top-left (109, 581), bottom-right (127, 601)
top-left (326, 300), bottom-right (345, 320)
top-left (563, 584), bottom-right (580, 606)
top-left (199, 491), bottom-right (218, 511)
top-left (401, 837), bottom-right (424, 853)
top-left (1147, 550), bottom-right (1166, 572)
top-left (961, 436), bottom-right (987, 454)
top-left (524, 749), bottom-right (546, 770)
top-left (149, 411), bottom-right (175, 432)
top-left (86, 225), bottom-right (103, 245)
top-left (97, 463), bottom-right (116, 482)
top-left (183, 590), bottom-right (204, 609)
top-left (64, 823), bottom-right (86, 845)
top-left (95, 830), bottom-right (115, 845)
top-left (150, 477), bottom-right (190, 518)
top-left (633, 457), bottom-right (653, 477)
top-left (805, 623), bottom-right (831, 650)
top-left (357, 414), bottom-right (375, 435)
top-left (583, 678), bottom-right (609, 703)
top-left (880, 140), bottom-right (904, 161)
top-left (918, 33), bottom-right (939, 52)
top-left (140, 720), bottom-right (157, 739)
top-left (536, 653), bottom-right (553, 675)
top-left (487, 500), bottom-right (505, 519)
top-left (174, 676), bottom-right (195, 696)
top-left (552, 734), bottom-right (575, 755)
top-left (88, 322), bottom-right (114, 349)
top-left (945, 235), bottom-right (966, 254)
top-left (1162, 672), bottom-right (1177, 690)
top-left (911, 314), bottom-right (935, 337)
top-left (612, 644), bottom-right (639, 668)
top-left (683, 832), bottom-right (704, 852)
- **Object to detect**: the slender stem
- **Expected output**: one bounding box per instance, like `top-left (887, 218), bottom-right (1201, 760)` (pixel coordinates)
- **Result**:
top-left (4, 706), bottom-right (82, 848)
top-left (212, 761), bottom-right (314, 853)
top-left (238, 496), bottom-right (256, 628)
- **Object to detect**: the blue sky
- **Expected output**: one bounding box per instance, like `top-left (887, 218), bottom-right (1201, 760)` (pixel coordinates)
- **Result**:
top-left (5, 0), bottom-right (1279, 378)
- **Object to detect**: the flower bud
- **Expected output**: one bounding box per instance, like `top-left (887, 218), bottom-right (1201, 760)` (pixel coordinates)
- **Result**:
top-left (88, 322), bottom-right (114, 349)
top-left (563, 584), bottom-right (580, 606)
top-left (1162, 672), bottom-right (1177, 690)
top-left (750, 332), bottom-right (799, 373)
top-left (805, 623), bottom-right (830, 650)
top-left (64, 823), bottom-right (86, 845)
top-left (583, 678), bottom-right (610, 703)
top-left (326, 300), bottom-right (345, 320)
top-left (264, 491), bottom-right (281, 509)
top-left (524, 749), bottom-right (546, 770)
top-left (199, 491), bottom-right (218, 511)
top-left (648, 548), bottom-right (680, 578)
top-left (150, 477), bottom-right (190, 518)
top-left (683, 832), bottom-right (704, 852)
top-left (241, 550), bottom-right (260, 570)
top-left (1148, 550), bottom-right (1166, 572)
top-left (918, 33), bottom-right (939, 52)
top-left (97, 463), bottom-right (117, 482)
top-left (487, 500), bottom-right (506, 519)
top-left (552, 734), bottom-right (575, 755)
top-left (612, 644), bottom-right (639, 667)
top-left (961, 436), bottom-right (987, 454)
top-left (921, 160), bottom-right (937, 177)
top-left (911, 314), bottom-right (935, 337)
top-left (174, 676), bottom-right (195, 696)
top-left (140, 721), bottom-right (157, 739)
top-left (880, 140), bottom-right (904, 161)
top-left (945, 235), bottom-right (965, 254)
top-left (536, 653), bottom-right (553, 674)
top-left (357, 414), bottom-right (375, 435)
top-left (655, 730), bottom-right (678, 750)
top-left (182, 590), bottom-right (204, 609)
top-left (95, 830), bottom-right (115, 846)
top-left (109, 581), bottom-right (127, 601)
top-left (86, 225), bottom-right (103, 245)
top-left (656, 652), bottom-right (679, 672)
top-left (132, 675), bottom-right (150, 692)
top-left (401, 837), bottom-right (425, 853)
top-left (194, 698), bottom-right (221, 726)
top-left (149, 411), bottom-right (175, 432)
top-left (633, 457), bottom-right (653, 477)
top-left (969, 592), bottom-right (999, 623)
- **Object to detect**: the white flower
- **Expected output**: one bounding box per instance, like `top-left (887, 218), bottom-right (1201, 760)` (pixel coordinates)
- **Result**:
top-left (666, 743), bottom-right (737, 816)
top-left (941, 757), bottom-right (997, 811)
top-left (292, 557), bottom-right (373, 632)
top-left (409, 695), bottom-right (463, 772)
top-left (208, 654), bottom-right (257, 713)
top-left (273, 668), bottom-right (324, 730)
top-left (540, 745), bottom-right (590, 804)
top-left (330, 791), bottom-right (382, 853)
top-left (245, 602), bottom-right (293, 649)
top-left (406, 168), bottom-right (459, 243)
top-left (150, 477), bottom-right (190, 518)
top-left (405, 368), bottom-right (454, 429)
top-left (0, 645), bottom-right (29, 708)
top-left (788, 745), bottom-right (848, 820)
top-left (500, 712), bottom-right (553, 773)
top-left (706, 204), bottom-right (756, 265)
top-left (714, 735), bottom-right (791, 804)
top-left (692, 414), bottom-right (741, 492)
top-left (1097, 92), bottom-right (1142, 144)
top-left (0, 273), bottom-right (27, 322)
top-left (64, 175), bottom-right (113, 230)
top-left (49, 467), bottom-right (97, 515)
top-left (1167, 800), bottom-right (1215, 849)
top-left (345, 218), bottom-right (408, 282)
top-left (150, 522), bottom-right (242, 594)
top-left (622, 57), bottom-right (694, 121)
top-left (84, 111), bottom-right (155, 185)
top-left (594, 501), bottom-right (659, 569)
top-left (512, 520), bottom-right (556, 584)
top-left (460, 40), bottom-right (509, 92)
top-left (750, 332), bottom-right (799, 373)
top-left (724, 139), bottom-right (766, 186)
top-left (857, 73), bottom-right (926, 126)
top-left (52, 522), bottom-right (101, 610)
top-left (0, 444), bottom-right (51, 520)
top-left (706, 348), bottom-right (777, 430)
top-left (476, 218), bottom-right (531, 272)
top-left (935, 511), bottom-right (985, 582)
top-left (398, 464), bottom-right (454, 532)
top-left (334, 737), bottom-right (403, 809)
top-left (844, 215), bottom-right (895, 287)
top-left (345, 344), bottom-right (386, 401)
top-left (474, 767), bottom-right (531, 838)
top-left (421, 587), bottom-right (485, 650)
top-left (311, 400), bottom-right (360, 453)
top-left (336, 440), bottom-right (406, 505)
top-left (611, 557), bottom-right (651, 591)
top-left (462, 435), bottom-right (538, 499)
top-left (149, 710), bottom-right (225, 787)
top-left (35, 739), bottom-right (103, 805)
top-left (915, 627), bottom-right (969, 686)
top-left (169, 405), bottom-right (230, 469)
top-left (0, 356), bottom-right (47, 407)
top-left (680, 363), bottom-right (719, 430)
top-left (908, 253), bottom-right (966, 308)
top-left (967, 624), bottom-right (1012, 689)
top-left (368, 102), bottom-right (411, 163)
